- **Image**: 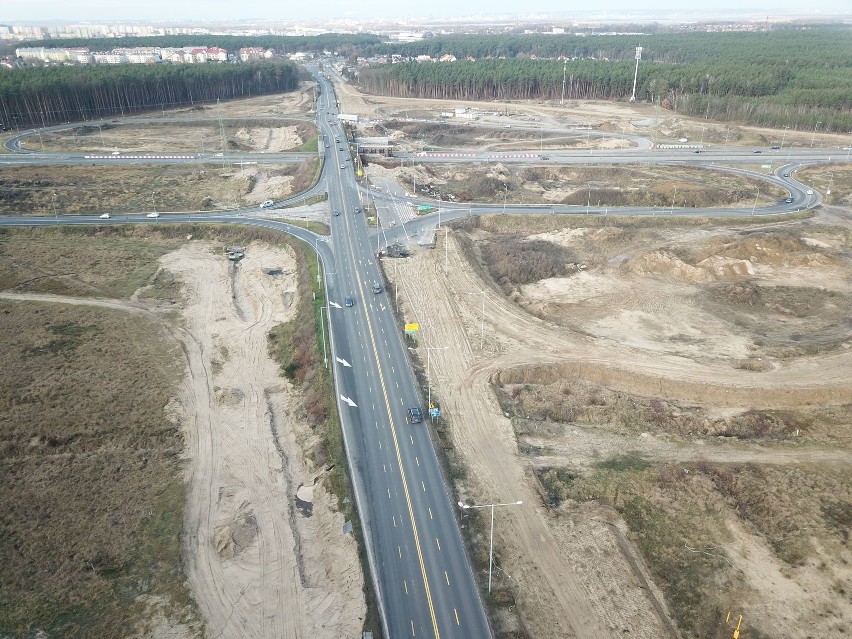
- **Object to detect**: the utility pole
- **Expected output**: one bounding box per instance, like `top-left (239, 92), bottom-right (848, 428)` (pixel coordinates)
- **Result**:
top-left (630, 46), bottom-right (642, 102)
top-left (751, 187), bottom-right (760, 216)
top-left (811, 121), bottom-right (822, 148)
top-left (422, 346), bottom-right (448, 415)
top-left (560, 59), bottom-right (567, 107)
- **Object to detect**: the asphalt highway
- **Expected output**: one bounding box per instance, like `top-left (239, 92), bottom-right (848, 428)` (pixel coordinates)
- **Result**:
top-left (313, 70), bottom-right (492, 638)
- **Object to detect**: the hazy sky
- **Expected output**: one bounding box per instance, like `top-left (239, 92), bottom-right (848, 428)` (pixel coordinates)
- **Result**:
top-left (2, 0), bottom-right (849, 22)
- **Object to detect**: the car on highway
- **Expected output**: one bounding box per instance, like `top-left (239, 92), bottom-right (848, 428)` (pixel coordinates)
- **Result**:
top-left (752, 150), bottom-right (762, 154)
top-left (693, 149), bottom-right (701, 153)
top-left (406, 407), bottom-right (423, 423)
top-left (333, 209), bottom-right (340, 216)
top-left (146, 212), bottom-right (159, 218)
top-left (783, 173), bottom-right (790, 177)
top-left (344, 296), bottom-right (354, 307)
top-left (770, 145), bottom-right (780, 149)
top-left (340, 164), bottom-right (345, 169)
top-left (785, 197), bottom-right (794, 203)
top-left (99, 212), bottom-right (110, 219)
top-left (260, 200), bottom-right (274, 208)
top-left (371, 282), bottom-right (383, 294)
top-left (806, 189), bottom-right (814, 195)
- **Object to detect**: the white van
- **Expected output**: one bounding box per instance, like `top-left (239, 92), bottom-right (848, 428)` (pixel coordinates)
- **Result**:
top-left (260, 200), bottom-right (274, 208)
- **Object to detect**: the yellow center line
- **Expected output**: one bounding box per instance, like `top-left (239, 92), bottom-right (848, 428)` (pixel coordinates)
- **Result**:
top-left (344, 220), bottom-right (440, 638)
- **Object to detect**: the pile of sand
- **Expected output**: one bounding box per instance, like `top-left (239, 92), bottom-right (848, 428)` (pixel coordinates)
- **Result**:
top-left (621, 251), bottom-right (715, 283)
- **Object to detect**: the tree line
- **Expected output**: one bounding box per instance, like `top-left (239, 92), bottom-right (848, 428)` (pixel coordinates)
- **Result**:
top-left (0, 62), bottom-right (299, 129)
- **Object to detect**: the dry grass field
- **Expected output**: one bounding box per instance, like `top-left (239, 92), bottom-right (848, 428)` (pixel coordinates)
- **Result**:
top-left (0, 229), bottom-right (198, 637)
top-left (0, 160), bottom-right (320, 215)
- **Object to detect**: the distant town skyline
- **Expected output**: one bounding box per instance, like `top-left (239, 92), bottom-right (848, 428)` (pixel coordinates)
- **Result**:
top-left (3, 1), bottom-right (850, 24)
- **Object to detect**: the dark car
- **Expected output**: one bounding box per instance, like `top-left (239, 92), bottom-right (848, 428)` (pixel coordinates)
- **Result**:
top-left (333, 209), bottom-right (340, 216)
top-left (770, 145), bottom-right (780, 149)
top-left (344, 296), bottom-right (354, 307)
top-left (752, 150), bottom-right (762, 154)
top-left (407, 407), bottom-right (423, 423)
top-left (371, 282), bottom-right (383, 294)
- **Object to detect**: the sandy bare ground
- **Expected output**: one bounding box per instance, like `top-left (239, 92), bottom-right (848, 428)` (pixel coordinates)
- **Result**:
top-left (160, 241), bottom-right (365, 639)
top-left (384, 218), bottom-right (852, 637)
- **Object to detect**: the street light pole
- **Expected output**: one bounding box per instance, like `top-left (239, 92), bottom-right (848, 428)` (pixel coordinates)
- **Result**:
top-left (423, 346), bottom-right (448, 412)
top-left (315, 238), bottom-right (323, 285)
top-left (458, 500), bottom-right (523, 593)
top-left (751, 187), bottom-right (760, 216)
top-left (319, 305), bottom-right (328, 368)
top-left (51, 192), bottom-right (58, 223)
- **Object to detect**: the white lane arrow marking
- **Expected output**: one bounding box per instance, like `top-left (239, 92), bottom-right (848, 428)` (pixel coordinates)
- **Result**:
top-left (336, 357), bottom-right (352, 368)
top-left (340, 395), bottom-right (358, 407)
top-left (329, 301), bottom-right (342, 308)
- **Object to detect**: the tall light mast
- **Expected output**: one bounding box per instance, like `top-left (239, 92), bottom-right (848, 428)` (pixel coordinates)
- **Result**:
top-left (630, 46), bottom-right (642, 102)
top-left (560, 59), bottom-right (567, 107)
